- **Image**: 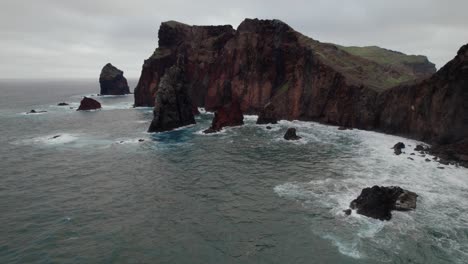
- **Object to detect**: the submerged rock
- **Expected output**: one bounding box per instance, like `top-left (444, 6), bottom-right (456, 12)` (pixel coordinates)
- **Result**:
top-left (27, 109), bottom-right (47, 114)
top-left (350, 186), bottom-right (418, 221)
top-left (284, 128), bottom-right (301, 140)
top-left (77, 97), bottom-right (102, 111)
top-left (256, 103), bottom-right (278, 125)
top-left (99, 63), bottom-right (130, 95)
top-left (203, 100), bottom-right (244, 133)
top-left (148, 66), bottom-right (196, 132)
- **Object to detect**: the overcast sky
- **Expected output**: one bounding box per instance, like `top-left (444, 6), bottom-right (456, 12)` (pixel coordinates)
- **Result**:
top-left (1, 0), bottom-right (467, 79)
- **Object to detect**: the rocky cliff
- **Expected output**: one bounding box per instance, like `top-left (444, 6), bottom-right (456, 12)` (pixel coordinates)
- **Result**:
top-left (376, 44), bottom-right (468, 160)
top-left (135, 19), bottom-right (465, 156)
top-left (100, 63), bottom-right (130, 95)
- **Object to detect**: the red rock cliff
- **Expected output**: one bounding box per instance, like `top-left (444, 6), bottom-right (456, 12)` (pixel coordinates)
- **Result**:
top-left (134, 19), bottom-right (465, 147)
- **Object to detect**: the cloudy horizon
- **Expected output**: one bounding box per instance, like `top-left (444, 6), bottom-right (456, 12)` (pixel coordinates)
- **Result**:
top-left (1, 0), bottom-right (467, 79)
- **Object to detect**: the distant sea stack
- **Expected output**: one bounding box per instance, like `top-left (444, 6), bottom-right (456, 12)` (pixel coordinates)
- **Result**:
top-left (148, 65), bottom-right (195, 132)
top-left (134, 18), bottom-right (466, 163)
top-left (99, 63), bottom-right (130, 95)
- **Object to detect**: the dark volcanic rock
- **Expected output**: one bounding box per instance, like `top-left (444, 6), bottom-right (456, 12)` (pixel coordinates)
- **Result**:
top-left (284, 128), bottom-right (301, 140)
top-left (192, 105), bottom-right (201, 115)
top-left (429, 139), bottom-right (468, 168)
top-left (27, 109), bottom-right (47, 114)
top-left (203, 100), bottom-right (244, 133)
top-left (393, 142), bottom-right (405, 155)
top-left (99, 63), bottom-right (130, 95)
top-left (414, 144), bottom-right (425, 151)
top-left (77, 97), bottom-right (102, 111)
top-left (148, 66), bottom-right (196, 132)
top-left (57, 102), bottom-right (69, 106)
top-left (256, 103), bottom-right (278, 124)
top-left (350, 186), bottom-right (418, 221)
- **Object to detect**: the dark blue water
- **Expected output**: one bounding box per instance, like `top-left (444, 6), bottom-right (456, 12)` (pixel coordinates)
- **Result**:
top-left (1, 79), bottom-right (467, 264)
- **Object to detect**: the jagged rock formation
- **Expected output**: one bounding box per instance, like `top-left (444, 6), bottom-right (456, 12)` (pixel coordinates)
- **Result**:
top-left (99, 63), bottom-right (130, 95)
top-left (77, 97), bottom-right (101, 111)
top-left (148, 66), bottom-right (196, 132)
top-left (203, 100), bottom-right (244, 133)
top-left (134, 18), bottom-right (466, 161)
top-left (256, 103), bottom-right (278, 124)
top-left (350, 186), bottom-right (418, 221)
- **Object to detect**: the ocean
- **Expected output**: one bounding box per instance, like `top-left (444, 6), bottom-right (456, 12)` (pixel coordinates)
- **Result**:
top-left (0, 79), bottom-right (467, 264)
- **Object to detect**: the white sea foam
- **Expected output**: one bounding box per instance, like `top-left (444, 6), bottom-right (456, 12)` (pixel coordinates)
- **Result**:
top-left (273, 120), bottom-right (468, 261)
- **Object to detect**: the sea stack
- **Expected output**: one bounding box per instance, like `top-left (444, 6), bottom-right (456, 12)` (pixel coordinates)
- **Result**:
top-left (256, 103), bottom-right (278, 124)
top-left (77, 97), bottom-right (102, 111)
top-left (148, 66), bottom-right (196, 132)
top-left (203, 100), bottom-right (244, 134)
top-left (99, 63), bottom-right (130, 95)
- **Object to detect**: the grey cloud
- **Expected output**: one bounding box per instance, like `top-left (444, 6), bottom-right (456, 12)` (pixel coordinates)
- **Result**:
top-left (1, 0), bottom-right (467, 79)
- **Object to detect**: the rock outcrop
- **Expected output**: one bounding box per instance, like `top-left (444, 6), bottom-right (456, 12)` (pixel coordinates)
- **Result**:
top-left (148, 66), bottom-right (196, 132)
top-left (203, 100), bottom-right (244, 133)
top-left (284, 128), bottom-right (301, 140)
top-left (350, 186), bottom-right (418, 221)
top-left (134, 18), bottom-right (467, 162)
top-left (256, 103), bottom-right (278, 124)
top-left (99, 63), bottom-right (130, 95)
top-left (392, 142), bottom-right (405, 155)
top-left (77, 97), bottom-right (102, 111)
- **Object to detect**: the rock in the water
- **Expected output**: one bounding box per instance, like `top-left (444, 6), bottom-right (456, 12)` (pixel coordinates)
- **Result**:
top-left (203, 100), bottom-right (244, 133)
top-left (266, 126), bottom-right (272, 130)
top-left (50, 135), bottom-right (61, 139)
top-left (343, 209), bottom-right (352, 216)
top-left (349, 186), bottom-right (418, 221)
top-left (99, 63), bottom-right (130, 95)
top-left (408, 157), bottom-right (414, 160)
top-left (414, 145), bottom-right (425, 151)
top-left (148, 66), bottom-right (196, 132)
top-left (77, 97), bottom-right (102, 111)
top-left (425, 158), bottom-right (431, 162)
top-left (57, 102), bottom-right (69, 106)
top-left (256, 103), bottom-right (278, 124)
top-left (393, 142), bottom-right (405, 155)
top-left (27, 109), bottom-right (47, 114)
top-left (284, 128), bottom-right (301, 140)
top-left (138, 139), bottom-right (145, 142)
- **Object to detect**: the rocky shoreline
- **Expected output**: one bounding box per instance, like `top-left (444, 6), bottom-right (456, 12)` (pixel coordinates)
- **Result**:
top-left (132, 18), bottom-right (466, 168)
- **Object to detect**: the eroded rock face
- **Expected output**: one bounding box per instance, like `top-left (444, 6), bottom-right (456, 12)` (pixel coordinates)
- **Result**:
top-left (99, 63), bottom-right (130, 95)
top-left (284, 128), bottom-right (301, 140)
top-left (204, 100), bottom-right (244, 133)
top-left (77, 97), bottom-right (101, 111)
top-left (257, 103), bottom-right (278, 124)
top-left (376, 44), bottom-right (468, 146)
top-left (148, 66), bottom-right (196, 132)
top-left (350, 186), bottom-right (418, 221)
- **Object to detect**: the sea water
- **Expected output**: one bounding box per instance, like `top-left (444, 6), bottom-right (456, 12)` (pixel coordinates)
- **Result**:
top-left (0, 79), bottom-right (467, 264)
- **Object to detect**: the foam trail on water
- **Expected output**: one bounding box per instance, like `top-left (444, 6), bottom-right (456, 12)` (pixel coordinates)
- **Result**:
top-left (273, 119), bottom-right (468, 262)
